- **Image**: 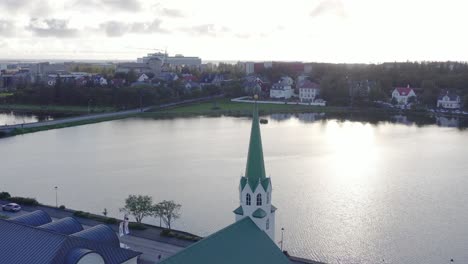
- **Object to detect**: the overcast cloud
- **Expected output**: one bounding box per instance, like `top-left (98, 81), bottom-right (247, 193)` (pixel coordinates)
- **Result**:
top-left (0, 0), bottom-right (467, 62)
top-left (27, 18), bottom-right (79, 38)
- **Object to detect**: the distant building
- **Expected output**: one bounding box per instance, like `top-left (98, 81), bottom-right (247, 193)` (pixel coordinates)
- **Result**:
top-left (270, 76), bottom-right (294, 99)
top-left (391, 85), bottom-right (417, 105)
top-left (437, 90), bottom-right (461, 109)
top-left (0, 210), bottom-right (140, 264)
top-left (298, 80), bottom-right (320, 103)
top-left (116, 58), bottom-right (162, 76)
top-left (137, 52), bottom-right (201, 68)
top-left (137, 73), bottom-right (149, 82)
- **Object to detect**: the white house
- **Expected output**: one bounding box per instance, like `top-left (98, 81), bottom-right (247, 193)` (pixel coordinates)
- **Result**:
top-left (392, 85), bottom-right (417, 105)
top-left (99, 77), bottom-right (108, 86)
top-left (437, 90), bottom-right (461, 109)
top-left (298, 80), bottom-right (320, 103)
top-left (270, 76), bottom-right (293, 99)
top-left (137, 73), bottom-right (149, 83)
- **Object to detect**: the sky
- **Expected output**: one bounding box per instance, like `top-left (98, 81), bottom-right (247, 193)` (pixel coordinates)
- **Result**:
top-left (0, 0), bottom-right (468, 63)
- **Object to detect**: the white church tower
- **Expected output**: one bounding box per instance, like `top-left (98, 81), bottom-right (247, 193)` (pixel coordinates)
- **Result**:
top-left (233, 101), bottom-right (276, 241)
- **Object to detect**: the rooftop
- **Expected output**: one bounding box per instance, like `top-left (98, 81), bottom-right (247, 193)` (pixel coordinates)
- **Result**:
top-left (160, 217), bottom-right (291, 264)
top-left (1, 210), bottom-right (141, 264)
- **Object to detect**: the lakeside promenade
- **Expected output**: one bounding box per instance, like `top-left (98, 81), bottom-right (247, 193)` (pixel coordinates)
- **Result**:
top-left (0, 200), bottom-right (323, 264)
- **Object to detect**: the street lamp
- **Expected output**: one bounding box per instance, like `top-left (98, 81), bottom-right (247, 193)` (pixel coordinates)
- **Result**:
top-left (88, 99), bottom-right (92, 114)
top-left (54, 186), bottom-right (58, 208)
top-left (280, 227), bottom-right (285, 251)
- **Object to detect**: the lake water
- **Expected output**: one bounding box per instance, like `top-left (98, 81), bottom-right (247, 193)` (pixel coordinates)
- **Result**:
top-left (1, 114), bottom-right (467, 264)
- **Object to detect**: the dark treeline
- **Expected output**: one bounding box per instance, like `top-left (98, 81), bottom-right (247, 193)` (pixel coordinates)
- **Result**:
top-left (309, 61), bottom-right (468, 107)
top-left (7, 80), bottom-right (230, 109)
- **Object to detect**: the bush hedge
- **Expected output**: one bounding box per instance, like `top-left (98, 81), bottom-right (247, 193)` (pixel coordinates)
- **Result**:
top-left (160, 229), bottom-right (201, 241)
top-left (129, 222), bottom-right (147, 230)
top-left (0, 192), bottom-right (11, 200)
top-left (7, 197), bottom-right (39, 206)
top-left (73, 210), bottom-right (118, 225)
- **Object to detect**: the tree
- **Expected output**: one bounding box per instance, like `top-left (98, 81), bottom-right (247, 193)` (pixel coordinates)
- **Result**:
top-left (120, 195), bottom-right (154, 223)
top-left (154, 200), bottom-right (181, 229)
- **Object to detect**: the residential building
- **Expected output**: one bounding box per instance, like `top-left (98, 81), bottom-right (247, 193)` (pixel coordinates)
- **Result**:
top-left (298, 80), bottom-right (320, 103)
top-left (391, 85), bottom-right (417, 105)
top-left (437, 90), bottom-right (461, 109)
top-left (116, 58), bottom-right (162, 76)
top-left (137, 73), bottom-right (149, 82)
top-left (270, 76), bottom-right (294, 99)
top-left (0, 210), bottom-right (141, 264)
top-left (161, 105), bottom-right (289, 264)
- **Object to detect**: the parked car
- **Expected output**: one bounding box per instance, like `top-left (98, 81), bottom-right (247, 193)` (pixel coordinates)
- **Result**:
top-left (2, 203), bottom-right (21, 212)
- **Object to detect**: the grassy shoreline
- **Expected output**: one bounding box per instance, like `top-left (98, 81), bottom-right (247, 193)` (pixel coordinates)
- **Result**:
top-left (2, 99), bottom-right (465, 138)
top-left (0, 104), bottom-right (115, 114)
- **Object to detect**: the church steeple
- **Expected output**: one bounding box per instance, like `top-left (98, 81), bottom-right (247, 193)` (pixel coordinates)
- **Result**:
top-left (245, 102), bottom-right (267, 190)
top-left (234, 98), bottom-right (276, 242)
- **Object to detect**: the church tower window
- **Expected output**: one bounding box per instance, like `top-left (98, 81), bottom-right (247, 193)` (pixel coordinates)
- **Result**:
top-left (256, 194), bottom-right (262, 206)
top-left (266, 218), bottom-right (270, 230)
top-left (246, 193), bottom-right (251, 205)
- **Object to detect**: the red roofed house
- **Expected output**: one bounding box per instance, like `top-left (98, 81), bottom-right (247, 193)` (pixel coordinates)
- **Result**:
top-left (391, 85), bottom-right (417, 105)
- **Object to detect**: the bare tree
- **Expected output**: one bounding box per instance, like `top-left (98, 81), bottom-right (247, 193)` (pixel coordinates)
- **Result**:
top-left (155, 200), bottom-right (181, 229)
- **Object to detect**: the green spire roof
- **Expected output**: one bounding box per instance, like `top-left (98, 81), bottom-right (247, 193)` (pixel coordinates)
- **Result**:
top-left (244, 103), bottom-right (267, 191)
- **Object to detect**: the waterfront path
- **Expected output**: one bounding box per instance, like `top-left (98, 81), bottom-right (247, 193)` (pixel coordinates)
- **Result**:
top-left (0, 200), bottom-right (324, 264)
top-left (0, 95), bottom-right (224, 134)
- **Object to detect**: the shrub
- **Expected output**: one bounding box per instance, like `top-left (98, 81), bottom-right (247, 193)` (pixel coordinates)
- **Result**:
top-left (73, 211), bottom-right (90, 218)
top-left (59, 205), bottom-right (66, 209)
top-left (104, 218), bottom-right (118, 224)
top-left (7, 197), bottom-right (39, 206)
top-left (160, 229), bottom-right (172, 237)
top-left (0, 214), bottom-right (9, 219)
top-left (0, 192), bottom-right (11, 200)
top-left (129, 222), bottom-right (147, 230)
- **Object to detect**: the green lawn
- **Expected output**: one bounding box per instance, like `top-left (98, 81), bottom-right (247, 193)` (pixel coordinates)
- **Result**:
top-left (0, 104), bottom-right (115, 113)
top-left (0, 93), bottom-right (13, 98)
top-left (155, 99), bottom-right (343, 115)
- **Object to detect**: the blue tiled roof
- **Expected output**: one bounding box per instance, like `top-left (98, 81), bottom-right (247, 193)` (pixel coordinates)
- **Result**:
top-left (0, 211), bottom-right (141, 264)
top-left (72, 224), bottom-right (120, 248)
top-left (10, 210), bottom-right (52, 226)
top-left (65, 248), bottom-right (98, 264)
top-left (40, 217), bottom-right (84, 235)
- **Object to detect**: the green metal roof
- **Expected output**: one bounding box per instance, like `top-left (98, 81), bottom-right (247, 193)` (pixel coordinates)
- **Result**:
top-left (160, 217), bottom-right (290, 264)
top-left (271, 205), bottom-right (277, 213)
top-left (233, 206), bottom-right (244, 215)
top-left (252, 208), bottom-right (267, 218)
top-left (244, 103), bottom-right (268, 191)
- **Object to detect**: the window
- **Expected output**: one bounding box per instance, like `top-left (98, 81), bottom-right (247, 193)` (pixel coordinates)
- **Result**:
top-left (267, 192), bottom-right (270, 204)
top-left (256, 194), bottom-right (262, 206)
top-left (246, 193), bottom-right (251, 205)
top-left (266, 219), bottom-right (270, 230)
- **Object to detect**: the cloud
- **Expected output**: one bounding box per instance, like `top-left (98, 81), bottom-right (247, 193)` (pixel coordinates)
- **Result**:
top-left (182, 24), bottom-right (230, 37)
top-left (26, 18), bottom-right (79, 38)
top-left (100, 19), bottom-right (168, 37)
top-left (73, 0), bottom-right (141, 12)
top-left (310, 0), bottom-right (346, 18)
top-left (0, 20), bottom-right (15, 37)
top-left (160, 8), bottom-right (184, 18)
top-left (0, 0), bottom-right (30, 12)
